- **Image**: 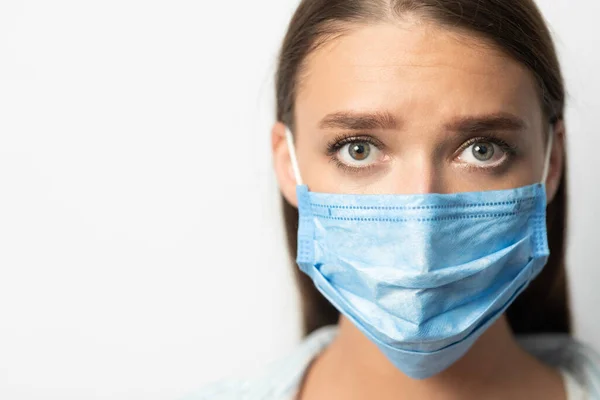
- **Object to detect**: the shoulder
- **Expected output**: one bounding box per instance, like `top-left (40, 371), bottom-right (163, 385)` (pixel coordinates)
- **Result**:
top-left (183, 326), bottom-right (338, 400)
top-left (518, 334), bottom-right (600, 397)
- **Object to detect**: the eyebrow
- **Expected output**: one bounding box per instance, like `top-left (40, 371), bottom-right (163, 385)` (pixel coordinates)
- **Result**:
top-left (444, 113), bottom-right (527, 134)
top-left (318, 111), bottom-right (527, 134)
top-left (318, 111), bottom-right (398, 130)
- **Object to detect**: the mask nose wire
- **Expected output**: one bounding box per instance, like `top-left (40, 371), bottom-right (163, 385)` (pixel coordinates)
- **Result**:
top-left (541, 126), bottom-right (554, 185)
top-left (285, 127), bottom-right (304, 186)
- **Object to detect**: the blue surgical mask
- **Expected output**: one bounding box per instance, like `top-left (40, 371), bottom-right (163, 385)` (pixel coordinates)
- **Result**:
top-left (285, 127), bottom-right (553, 379)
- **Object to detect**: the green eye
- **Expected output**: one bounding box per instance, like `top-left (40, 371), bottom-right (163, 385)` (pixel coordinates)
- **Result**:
top-left (457, 139), bottom-right (508, 168)
top-left (348, 142), bottom-right (371, 161)
top-left (472, 141), bottom-right (494, 161)
top-left (334, 139), bottom-right (383, 170)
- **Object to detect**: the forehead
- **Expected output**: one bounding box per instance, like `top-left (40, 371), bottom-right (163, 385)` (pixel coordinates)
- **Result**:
top-left (295, 21), bottom-right (543, 130)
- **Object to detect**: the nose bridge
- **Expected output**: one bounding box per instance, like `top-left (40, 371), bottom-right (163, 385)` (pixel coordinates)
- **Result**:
top-left (390, 149), bottom-right (443, 195)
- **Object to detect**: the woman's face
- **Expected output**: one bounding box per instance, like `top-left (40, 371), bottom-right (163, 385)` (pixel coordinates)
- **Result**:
top-left (273, 20), bottom-right (563, 203)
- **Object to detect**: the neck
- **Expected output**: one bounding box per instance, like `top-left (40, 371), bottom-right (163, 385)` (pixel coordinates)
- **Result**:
top-left (299, 315), bottom-right (563, 399)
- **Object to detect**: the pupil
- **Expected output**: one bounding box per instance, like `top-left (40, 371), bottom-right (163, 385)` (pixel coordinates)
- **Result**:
top-left (472, 142), bottom-right (493, 161)
top-left (349, 143), bottom-right (370, 160)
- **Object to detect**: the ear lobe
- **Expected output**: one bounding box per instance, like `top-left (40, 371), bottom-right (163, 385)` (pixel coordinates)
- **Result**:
top-left (272, 122), bottom-right (299, 207)
top-left (545, 120), bottom-right (565, 204)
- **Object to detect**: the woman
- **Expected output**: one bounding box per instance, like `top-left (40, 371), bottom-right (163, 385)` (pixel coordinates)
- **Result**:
top-left (196, 0), bottom-right (600, 398)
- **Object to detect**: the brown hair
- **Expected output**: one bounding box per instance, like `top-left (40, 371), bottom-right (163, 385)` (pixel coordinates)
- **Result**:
top-left (275, 0), bottom-right (570, 336)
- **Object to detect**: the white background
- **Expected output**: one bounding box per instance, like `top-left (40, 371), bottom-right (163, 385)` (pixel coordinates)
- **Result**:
top-left (0, 1), bottom-right (598, 399)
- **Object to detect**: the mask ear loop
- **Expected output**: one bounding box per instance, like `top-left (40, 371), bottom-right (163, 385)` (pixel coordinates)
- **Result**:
top-left (540, 125), bottom-right (554, 185)
top-left (285, 127), bottom-right (304, 186)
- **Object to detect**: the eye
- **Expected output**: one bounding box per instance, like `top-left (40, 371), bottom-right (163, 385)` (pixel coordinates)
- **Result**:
top-left (337, 141), bottom-right (382, 168)
top-left (349, 142), bottom-right (370, 160)
top-left (457, 140), bottom-right (507, 167)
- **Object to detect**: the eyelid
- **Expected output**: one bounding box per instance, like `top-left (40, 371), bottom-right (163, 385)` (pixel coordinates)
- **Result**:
top-left (454, 135), bottom-right (517, 158)
top-left (326, 133), bottom-right (386, 155)
top-left (454, 136), bottom-right (517, 172)
top-left (327, 133), bottom-right (517, 173)
top-left (327, 133), bottom-right (388, 173)
top-left (330, 156), bottom-right (380, 174)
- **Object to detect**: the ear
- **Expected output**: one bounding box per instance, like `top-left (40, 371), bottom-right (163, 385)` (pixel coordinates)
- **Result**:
top-left (545, 120), bottom-right (565, 204)
top-left (272, 121), bottom-right (299, 207)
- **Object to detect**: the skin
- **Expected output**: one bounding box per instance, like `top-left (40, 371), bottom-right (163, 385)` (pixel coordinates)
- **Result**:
top-left (272, 18), bottom-right (566, 400)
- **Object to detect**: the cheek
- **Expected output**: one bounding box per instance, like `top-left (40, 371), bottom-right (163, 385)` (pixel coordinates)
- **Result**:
top-left (511, 138), bottom-right (548, 186)
top-left (299, 151), bottom-right (543, 195)
top-left (297, 149), bottom-right (342, 192)
top-left (447, 143), bottom-right (546, 193)
top-left (449, 159), bottom-right (540, 193)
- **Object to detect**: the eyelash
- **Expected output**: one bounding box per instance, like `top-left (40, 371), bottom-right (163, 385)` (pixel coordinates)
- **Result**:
top-left (456, 135), bottom-right (518, 158)
top-left (326, 134), bottom-right (385, 154)
top-left (326, 134), bottom-right (385, 173)
top-left (326, 133), bottom-right (518, 172)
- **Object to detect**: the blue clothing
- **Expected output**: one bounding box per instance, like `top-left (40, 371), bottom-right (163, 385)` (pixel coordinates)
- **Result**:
top-left (189, 326), bottom-right (600, 400)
